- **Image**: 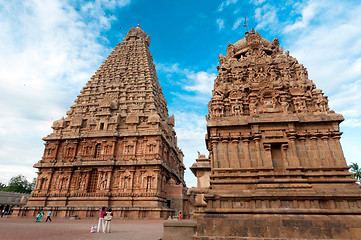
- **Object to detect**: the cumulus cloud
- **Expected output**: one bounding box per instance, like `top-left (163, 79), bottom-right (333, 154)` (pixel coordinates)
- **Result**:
top-left (285, 2), bottom-right (361, 124)
top-left (184, 71), bottom-right (217, 94)
top-left (0, 0), bottom-right (130, 184)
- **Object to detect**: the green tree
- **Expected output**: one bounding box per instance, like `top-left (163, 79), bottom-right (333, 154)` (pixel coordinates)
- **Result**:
top-left (349, 162), bottom-right (361, 183)
top-left (2, 175), bottom-right (34, 193)
top-left (0, 182), bottom-right (6, 191)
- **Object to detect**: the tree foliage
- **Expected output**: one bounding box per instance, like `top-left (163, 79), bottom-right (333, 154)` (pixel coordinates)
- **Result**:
top-left (0, 175), bottom-right (35, 193)
top-left (349, 162), bottom-right (361, 183)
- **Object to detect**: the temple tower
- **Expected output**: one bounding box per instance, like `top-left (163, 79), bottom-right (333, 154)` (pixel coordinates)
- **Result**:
top-left (193, 29), bottom-right (361, 239)
top-left (16, 26), bottom-right (186, 219)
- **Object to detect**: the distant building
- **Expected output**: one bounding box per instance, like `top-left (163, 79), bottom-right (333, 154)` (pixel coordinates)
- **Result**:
top-left (0, 191), bottom-right (29, 215)
top-left (14, 25), bottom-right (185, 219)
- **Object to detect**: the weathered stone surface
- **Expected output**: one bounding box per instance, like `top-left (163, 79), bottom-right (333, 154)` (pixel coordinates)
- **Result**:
top-left (192, 29), bottom-right (361, 239)
top-left (162, 219), bottom-right (197, 240)
top-left (14, 25), bottom-right (185, 219)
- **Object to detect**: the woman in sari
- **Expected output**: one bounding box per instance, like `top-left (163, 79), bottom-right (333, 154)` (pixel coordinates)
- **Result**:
top-left (35, 210), bottom-right (44, 222)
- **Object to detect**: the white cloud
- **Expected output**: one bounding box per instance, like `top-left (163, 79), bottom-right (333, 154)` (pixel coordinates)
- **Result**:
top-left (280, 1), bottom-right (361, 168)
top-left (251, 0), bottom-right (266, 5)
top-left (0, 0), bottom-right (130, 183)
top-left (284, 3), bottom-right (361, 120)
top-left (172, 110), bottom-right (208, 187)
top-left (218, 0), bottom-right (239, 12)
top-left (284, 1), bottom-right (318, 32)
top-left (255, 4), bottom-right (278, 30)
top-left (184, 71), bottom-right (217, 94)
top-left (217, 19), bottom-right (225, 30)
top-left (232, 17), bottom-right (244, 30)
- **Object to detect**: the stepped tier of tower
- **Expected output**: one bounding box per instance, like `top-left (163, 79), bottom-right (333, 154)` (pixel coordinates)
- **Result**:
top-left (14, 26), bottom-right (185, 219)
top-left (192, 30), bottom-right (361, 239)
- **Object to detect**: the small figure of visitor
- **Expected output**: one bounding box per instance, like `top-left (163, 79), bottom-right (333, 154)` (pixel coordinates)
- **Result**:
top-left (45, 210), bottom-right (52, 222)
top-left (36, 210), bottom-right (44, 222)
top-left (178, 211), bottom-right (182, 220)
top-left (104, 208), bottom-right (113, 233)
top-left (1, 209), bottom-right (5, 217)
top-left (97, 207), bottom-right (107, 233)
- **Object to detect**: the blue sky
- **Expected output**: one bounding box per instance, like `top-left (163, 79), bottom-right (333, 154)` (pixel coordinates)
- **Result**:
top-left (0, 0), bottom-right (361, 187)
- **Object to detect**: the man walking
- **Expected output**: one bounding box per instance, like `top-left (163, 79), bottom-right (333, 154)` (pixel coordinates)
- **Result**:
top-left (45, 210), bottom-right (52, 222)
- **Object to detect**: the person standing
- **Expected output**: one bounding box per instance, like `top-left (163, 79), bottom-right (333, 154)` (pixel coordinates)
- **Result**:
top-left (178, 211), bottom-right (182, 220)
top-left (97, 207), bottom-right (107, 233)
top-left (45, 210), bottom-right (52, 222)
top-left (104, 208), bottom-right (113, 233)
top-left (1, 209), bottom-right (4, 217)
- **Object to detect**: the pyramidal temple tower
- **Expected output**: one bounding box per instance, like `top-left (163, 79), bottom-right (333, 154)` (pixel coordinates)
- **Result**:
top-left (16, 25), bottom-right (186, 219)
top-left (192, 30), bottom-right (361, 239)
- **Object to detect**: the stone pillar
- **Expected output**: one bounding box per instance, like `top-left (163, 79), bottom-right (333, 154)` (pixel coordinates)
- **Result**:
top-left (321, 134), bottom-right (332, 167)
top-left (212, 140), bottom-right (219, 168)
top-left (254, 135), bottom-right (263, 167)
top-left (73, 140), bottom-right (79, 160)
top-left (111, 140), bottom-right (116, 157)
top-left (287, 134), bottom-right (300, 167)
top-left (242, 137), bottom-right (251, 167)
top-left (133, 139), bottom-right (138, 156)
top-left (332, 133), bottom-right (347, 167)
top-left (106, 170), bottom-right (112, 191)
top-left (232, 139), bottom-right (240, 168)
top-left (263, 144), bottom-right (273, 168)
top-left (66, 169), bottom-right (73, 193)
top-left (46, 169), bottom-right (54, 193)
top-left (221, 139), bottom-right (229, 168)
top-left (309, 136), bottom-right (319, 167)
top-left (281, 144), bottom-right (289, 168)
top-left (130, 170), bottom-right (135, 192)
top-left (85, 170), bottom-right (91, 192)
top-left (54, 140), bottom-right (60, 160)
top-left (237, 139), bottom-right (244, 168)
top-left (298, 134), bottom-right (308, 167)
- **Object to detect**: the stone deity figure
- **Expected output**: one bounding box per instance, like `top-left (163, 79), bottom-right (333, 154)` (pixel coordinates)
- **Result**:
top-left (294, 97), bottom-right (306, 113)
top-left (99, 173), bottom-right (107, 190)
top-left (80, 174), bottom-right (86, 190)
top-left (279, 96), bottom-right (290, 113)
top-left (232, 100), bottom-right (244, 116)
top-left (249, 97), bottom-right (258, 114)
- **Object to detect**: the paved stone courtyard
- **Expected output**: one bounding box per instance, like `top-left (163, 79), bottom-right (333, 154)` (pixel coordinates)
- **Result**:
top-left (0, 217), bottom-right (164, 240)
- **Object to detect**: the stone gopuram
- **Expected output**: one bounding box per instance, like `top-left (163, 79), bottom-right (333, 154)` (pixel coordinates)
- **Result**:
top-left (193, 29), bottom-right (361, 239)
top-left (15, 26), bottom-right (186, 219)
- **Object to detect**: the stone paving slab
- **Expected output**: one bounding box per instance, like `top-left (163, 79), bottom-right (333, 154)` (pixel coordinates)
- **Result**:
top-left (0, 217), bottom-right (164, 240)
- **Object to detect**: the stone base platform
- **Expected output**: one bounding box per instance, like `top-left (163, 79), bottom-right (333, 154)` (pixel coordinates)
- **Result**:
top-left (194, 214), bottom-right (361, 239)
top-left (12, 206), bottom-right (174, 219)
top-left (163, 219), bottom-right (197, 240)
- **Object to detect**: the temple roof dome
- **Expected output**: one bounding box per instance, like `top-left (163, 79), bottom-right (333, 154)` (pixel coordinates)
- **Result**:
top-left (233, 29), bottom-right (271, 51)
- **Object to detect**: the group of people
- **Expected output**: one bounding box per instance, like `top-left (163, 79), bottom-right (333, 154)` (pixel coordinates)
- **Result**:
top-left (35, 210), bottom-right (52, 222)
top-left (97, 207), bottom-right (113, 233)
